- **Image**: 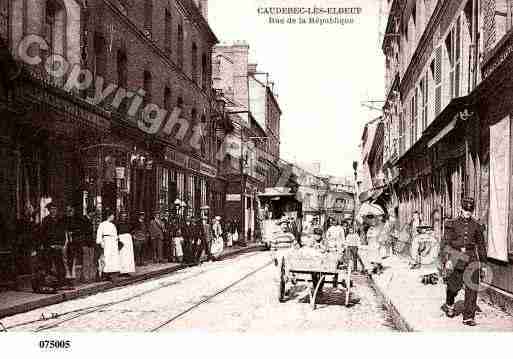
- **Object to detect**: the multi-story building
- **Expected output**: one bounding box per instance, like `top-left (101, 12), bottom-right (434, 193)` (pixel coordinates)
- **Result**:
top-left (379, 0), bottom-right (513, 313)
top-left (212, 41), bottom-right (283, 241)
top-left (0, 0), bottom-right (218, 285)
top-left (325, 176), bottom-right (355, 225)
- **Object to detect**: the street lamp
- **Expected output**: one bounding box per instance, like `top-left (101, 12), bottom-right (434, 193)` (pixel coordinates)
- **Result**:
top-left (352, 161), bottom-right (359, 228)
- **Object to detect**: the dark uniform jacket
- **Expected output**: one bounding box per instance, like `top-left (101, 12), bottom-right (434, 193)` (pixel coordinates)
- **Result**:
top-left (440, 217), bottom-right (487, 270)
top-left (40, 216), bottom-right (66, 248)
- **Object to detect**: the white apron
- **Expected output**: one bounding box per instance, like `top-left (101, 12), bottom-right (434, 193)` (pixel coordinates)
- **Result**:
top-left (173, 237), bottom-right (184, 257)
top-left (211, 235), bottom-right (224, 256)
top-left (232, 230), bottom-right (239, 244)
top-left (96, 221), bottom-right (121, 273)
top-left (119, 233), bottom-right (136, 274)
top-left (227, 233), bottom-right (233, 247)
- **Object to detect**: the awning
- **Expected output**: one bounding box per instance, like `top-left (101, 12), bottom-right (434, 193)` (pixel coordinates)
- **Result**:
top-left (396, 95), bottom-right (473, 166)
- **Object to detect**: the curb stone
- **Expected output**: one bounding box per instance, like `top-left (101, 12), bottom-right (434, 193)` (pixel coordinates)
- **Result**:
top-left (0, 244), bottom-right (266, 320)
top-left (358, 253), bottom-right (414, 332)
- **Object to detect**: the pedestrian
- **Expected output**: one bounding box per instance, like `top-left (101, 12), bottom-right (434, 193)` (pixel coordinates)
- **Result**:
top-left (117, 211), bottom-right (136, 276)
top-left (174, 227), bottom-right (184, 263)
top-left (131, 213), bottom-right (148, 266)
top-left (40, 202), bottom-right (72, 289)
top-left (440, 197), bottom-right (488, 326)
top-left (149, 212), bottom-right (165, 263)
top-left (233, 219), bottom-right (240, 246)
top-left (63, 205), bottom-right (84, 280)
top-left (325, 219), bottom-right (340, 252)
top-left (345, 226), bottom-right (362, 273)
top-left (210, 216), bottom-right (224, 259)
top-left (181, 216), bottom-right (196, 264)
top-left (226, 220), bottom-right (234, 247)
top-left (14, 204), bottom-right (38, 276)
top-left (96, 208), bottom-right (121, 282)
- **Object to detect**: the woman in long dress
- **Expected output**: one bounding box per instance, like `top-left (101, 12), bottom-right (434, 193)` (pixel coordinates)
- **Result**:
top-left (96, 208), bottom-right (121, 281)
top-left (211, 216), bottom-right (224, 259)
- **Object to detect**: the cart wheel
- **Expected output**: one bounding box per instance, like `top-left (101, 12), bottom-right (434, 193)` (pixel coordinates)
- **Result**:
top-left (278, 257), bottom-right (286, 303)
top-left (311, 275), bottom-right (325, 310)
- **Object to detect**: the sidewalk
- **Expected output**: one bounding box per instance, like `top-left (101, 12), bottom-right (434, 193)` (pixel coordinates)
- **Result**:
top-left (0, 243), bottom-right (265, 320)
top-left (358, 247), bottom-right (513, 331)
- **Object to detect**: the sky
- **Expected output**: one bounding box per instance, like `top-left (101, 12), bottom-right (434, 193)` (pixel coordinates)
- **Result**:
top-left (208, 0), bottom-right (385, 178)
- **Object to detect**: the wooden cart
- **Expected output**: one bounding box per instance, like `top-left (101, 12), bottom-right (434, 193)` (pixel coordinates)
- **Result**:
top-left (277, 248), bottom-right (352, 309)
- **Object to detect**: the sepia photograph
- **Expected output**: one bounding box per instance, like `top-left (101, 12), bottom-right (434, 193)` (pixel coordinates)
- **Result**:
top-left (1, 0), bottom-right (513, 354)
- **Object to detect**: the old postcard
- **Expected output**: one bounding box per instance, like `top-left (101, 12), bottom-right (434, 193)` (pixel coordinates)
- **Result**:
top-left (1, 0), bottom-right (513, 353)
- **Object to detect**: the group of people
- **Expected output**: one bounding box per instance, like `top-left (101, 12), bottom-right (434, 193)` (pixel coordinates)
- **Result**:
top-left (360, 197), bottom-right (488, 326)
top-left (323, 218), bottom-right (363, 273)
top-left (11, 200), bottom-right (239, 293)
top-left (95, 209), bottom-right (232, 282)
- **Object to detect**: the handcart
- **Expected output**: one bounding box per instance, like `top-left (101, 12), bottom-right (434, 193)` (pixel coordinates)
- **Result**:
top-left (276, 245), bottom-right (353, 310)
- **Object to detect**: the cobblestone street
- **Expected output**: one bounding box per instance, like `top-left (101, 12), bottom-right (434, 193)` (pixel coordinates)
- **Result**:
top-left (2, 252), bottom-right (397, 333)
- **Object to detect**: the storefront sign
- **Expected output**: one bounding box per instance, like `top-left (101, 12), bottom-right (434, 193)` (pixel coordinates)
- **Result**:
top-left (199, 163), bottom-right (217, 178)
top-left (19, 80), bottom-right (110, 129)
top-left (227, 194), bottom-right (241, 201)
top-left (165, 149), bottom-right (188, 167)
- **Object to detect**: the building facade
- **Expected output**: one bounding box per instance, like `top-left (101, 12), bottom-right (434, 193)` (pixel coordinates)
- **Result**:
top-left (212, 41), bottom-right (283, 241)
top-left (0, 0), bottom-right (218, 285)
top-left (379, 0), bottom-right (513, 313)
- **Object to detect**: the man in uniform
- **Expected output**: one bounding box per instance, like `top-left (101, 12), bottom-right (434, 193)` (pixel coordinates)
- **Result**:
top-left (440, 197), bottom-right (487, 326)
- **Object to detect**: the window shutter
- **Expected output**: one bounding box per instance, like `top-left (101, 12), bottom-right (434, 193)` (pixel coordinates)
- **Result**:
top-left (435, 46), bottom-right (442, 116)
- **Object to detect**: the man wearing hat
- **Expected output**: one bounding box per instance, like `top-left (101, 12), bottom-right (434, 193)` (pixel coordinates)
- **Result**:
top-left (39, 202), bottom-right (72, 289)
top-left (440, 197), bottom-right (487, 326)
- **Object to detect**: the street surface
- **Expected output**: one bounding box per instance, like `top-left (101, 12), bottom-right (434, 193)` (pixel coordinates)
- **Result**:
top-left (2, 251), bottom-right (397, 333)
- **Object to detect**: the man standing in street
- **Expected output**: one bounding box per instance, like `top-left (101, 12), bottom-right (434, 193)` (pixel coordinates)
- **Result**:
top-left (149, 212), bottom-right (165, 263)
top-left (181, 216), bottom-right (196, 264)
top-left (440, 197), bottom-right (488, 326)
top-left (40, 203), bottom-right (73, 289)
top-left (196, 216), bottom-right (213, 263)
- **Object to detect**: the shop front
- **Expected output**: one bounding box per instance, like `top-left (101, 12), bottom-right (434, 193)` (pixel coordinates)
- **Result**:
top-left (156, 147), bottom-right (218, 220)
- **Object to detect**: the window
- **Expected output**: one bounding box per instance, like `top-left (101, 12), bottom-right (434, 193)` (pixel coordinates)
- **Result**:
top-left (177, 23), bottom-right (184, 69)
top-left (44, 0), bottom-right (66, 84)
top-left (117, 50), bottom-right (128, 112)
top-left (419, 74), bottom-right (428, 132)
top-left (93, 33), bottom-right (107, 94)
top-left (410, 91), bottom-right (418, 145)
top-left (144, 0), bottom-right (153, 36)
top-left (191, 42), bottom-right (198, 83)
top-left (200, 115), bottom-right (207, 158)
top-left (143, 70), bottom-right (152, 105)
top-left (165, 9), bottom-right (172, 55)
top-left (446, 17), bottom-right (461, 99)
top-left (201, 53), bottom-right (208, 90)
top-left (164, 86), bottom-right (171, 112)
top-left (117, 50), bottom-right (127, 89)
top-left (399, 110), bottom-right (405, 154)
top-left (434, 46), bottom-right (442, 116)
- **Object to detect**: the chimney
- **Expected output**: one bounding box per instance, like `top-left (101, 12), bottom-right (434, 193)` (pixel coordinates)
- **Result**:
top-left (248, 63), bottom-right (257, 74)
